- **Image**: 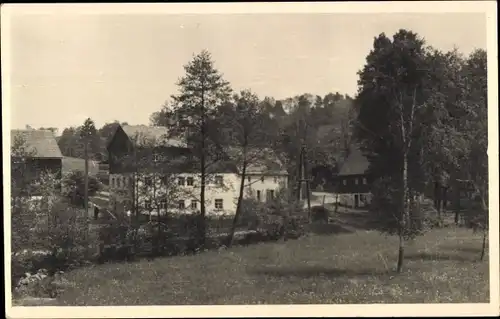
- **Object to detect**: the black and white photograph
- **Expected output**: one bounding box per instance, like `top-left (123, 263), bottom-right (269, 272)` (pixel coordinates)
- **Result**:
top-left (2, 2), bottom-right (498, 318)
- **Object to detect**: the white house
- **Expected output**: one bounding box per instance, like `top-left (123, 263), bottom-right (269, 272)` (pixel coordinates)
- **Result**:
top-left (105, 124), bottom-right (288, 218)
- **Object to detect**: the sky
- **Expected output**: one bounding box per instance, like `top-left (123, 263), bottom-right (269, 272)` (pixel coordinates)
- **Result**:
top-left (6, 11), bottom-right (487, 134)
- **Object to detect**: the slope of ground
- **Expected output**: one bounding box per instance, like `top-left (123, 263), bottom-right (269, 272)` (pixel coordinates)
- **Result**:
top-left (55, 227), bottom-right (488, 305)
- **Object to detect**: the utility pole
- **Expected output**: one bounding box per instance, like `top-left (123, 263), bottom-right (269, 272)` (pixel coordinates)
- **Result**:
top-left (84, 139), bottom-right (89, 237)
top-left (297, 143), bottom-right (312, 222)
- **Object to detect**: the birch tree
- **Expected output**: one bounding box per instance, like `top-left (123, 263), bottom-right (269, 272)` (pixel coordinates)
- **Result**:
top-left (355, 30), bottom-right (433, 273)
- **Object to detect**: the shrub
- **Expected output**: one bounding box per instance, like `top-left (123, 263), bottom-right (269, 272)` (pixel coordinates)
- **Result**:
top-left (61, 170), bottom-right (101, 207)
top-left (311, 205), bottom-right (330, 223)
top-left (238, 198), bottom-right (262, 230)
top-left (14, 269), bottom-right (59, 299)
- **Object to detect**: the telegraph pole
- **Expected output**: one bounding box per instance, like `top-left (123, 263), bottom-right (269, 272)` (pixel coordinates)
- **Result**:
top-left (297, 143), bottom-right (312, 222)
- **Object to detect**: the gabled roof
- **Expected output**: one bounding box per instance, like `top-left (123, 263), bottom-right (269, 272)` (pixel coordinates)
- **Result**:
top-left (338, 146), bottom-right (370, 176)
top-left (120, 125), bottom-right (186, 148)
top-left (62, 157), bottom-right (99, 176)
top-left (11, 129), bottom-right (63, 158)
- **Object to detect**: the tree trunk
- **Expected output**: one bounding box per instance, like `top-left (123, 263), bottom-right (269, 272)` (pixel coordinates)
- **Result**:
top-left (397, 232), bottom-right (405, 273)
top-left (227, 156), bottom-right (248, 247)
top-left (480, 226), bottom-right (487, 261)
top-left (84, 142), bottom-right (89, 241)
top-left (454, 182), bottom-right (461, 225)
top-left (397, 152), bottom-right (409, 273)
top-left (199, 93), bottom-right (207, 248)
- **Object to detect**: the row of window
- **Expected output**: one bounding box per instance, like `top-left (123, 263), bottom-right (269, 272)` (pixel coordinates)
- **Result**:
top-left (110, 175), bottom-right (226, 188)
top-left (177, 176), bottom-right (223, 187)
top-left (110, 176), bottom-right (133, 188)
top-left (112, 174), bottom-right (284, 189)
top-left (256, 189), bottom-right (275, 202)
top-left (342, 177), bottom-right (368, 186)
top-left (143, 198), bottom-right (224, 210)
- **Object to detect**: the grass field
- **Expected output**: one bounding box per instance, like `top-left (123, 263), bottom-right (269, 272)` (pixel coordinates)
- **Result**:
top-left (55, 226), bottom-right (489, 305)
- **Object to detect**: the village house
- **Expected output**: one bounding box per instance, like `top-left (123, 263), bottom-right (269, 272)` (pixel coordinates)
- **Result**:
top-left (105, 124), bottom-right (288, 218)
top-left (11, 129), bottom-right (63, 194)
top-left (335, 146), bottom-right (372, 208)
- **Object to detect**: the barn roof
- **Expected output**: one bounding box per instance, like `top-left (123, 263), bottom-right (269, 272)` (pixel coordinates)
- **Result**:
top-left (121, 125), bottom-right (186, 148)
top-left (11, 129), bottom-right (63, 158)
top-left (338, 146), bottom-right (370, 176)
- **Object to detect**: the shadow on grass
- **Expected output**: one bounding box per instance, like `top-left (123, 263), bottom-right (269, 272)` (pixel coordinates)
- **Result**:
top-left (248, 265), bottom-right (391, 279)
top-left (405, 252), bottom-right (477, 262)
top-left (306, 223), bottom-right (353, 235)
top-left (440, 246), bottom-right (485, 254)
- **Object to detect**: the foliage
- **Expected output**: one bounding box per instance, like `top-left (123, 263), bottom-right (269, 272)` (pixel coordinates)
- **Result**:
top-left (61, 170), bottom-right (101, 207)
top-left (13, 268), bottom-right (60, 299)
top-left (163, 50), bottom-right (233, 245)
top-left (311, 205), bottom-right (330, 223)
top-left (355, 29), bottom-right (446, 272)
top-left (255, 189), bottom-right (308, 240)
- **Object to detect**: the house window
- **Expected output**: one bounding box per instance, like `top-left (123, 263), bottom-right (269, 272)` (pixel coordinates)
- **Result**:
top-left (261, 176), bottom-right (265, 183)
top-left (178, 177), bottom-right (185, 186)
top-left (153, 153), bottom-right (163, 162)
top-left (247, 176), bottom-right (251, 183)
top-left (110, 177), bottom-right (115, 188)
top-left (178, 200), bottom-right (185, 209)
top-left (145, 200), bottom-right (152, 210)
top-left (190, 200), bottom-right (197, 210)
top-left (145, 177), bottom-right (153, 186)
top-left (274, 176), bottom-right (278, 183)
top-left (215, 175), bottom-right (223, 186)
top-left (355, 178), bottom-right (359, 185)
top-left (187, 177), bottom-right (194, 186)
top-left (117, 177), bottom-right (121, 188)
top-left (363, 178), bottom-right (367, 185)
top-left (160, 200), bottom-right (167, 210)
top-left (257, 190), bottom-right (261, 201)
top-left (342, 179), bottom-right (347, 186)
top-left (214, 199), bottom-right (224, 210)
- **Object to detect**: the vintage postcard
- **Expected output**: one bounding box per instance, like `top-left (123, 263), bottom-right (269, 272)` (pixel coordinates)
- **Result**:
top-left (2, 2), bottom-right (498, 318)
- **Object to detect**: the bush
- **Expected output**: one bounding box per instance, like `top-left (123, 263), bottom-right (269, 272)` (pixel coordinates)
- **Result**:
top-left (311, 205), bottom-right (330, 223)
top-left (61, 170), bottom-right (101, 207)
top-left (14, 269), bottom-right (59, 299)
top-left (238, 198), bottom-right (262, 230)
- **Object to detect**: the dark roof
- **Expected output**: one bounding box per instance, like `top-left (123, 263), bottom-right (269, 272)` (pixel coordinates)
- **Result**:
top-left (121, 125), bottom-right (186, 148)
top-left (62, 157), bottom-right (99, 176)
top-left (11, 129), bottom-right (63, 158)
top-left (338, 146), bottom-right (370, 176)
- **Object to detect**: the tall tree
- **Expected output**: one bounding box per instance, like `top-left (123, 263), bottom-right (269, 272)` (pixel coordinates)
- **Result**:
top-left (80, 118), bottom-right (98, 234)
top-left (459, 49), bottom-right (488, 259)
top-left (355, 30), bottom-right (433, 273)
top-left (218, 90), bottom-right (269, 247)
top-left (167, 50), bottom-right (232, 246)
